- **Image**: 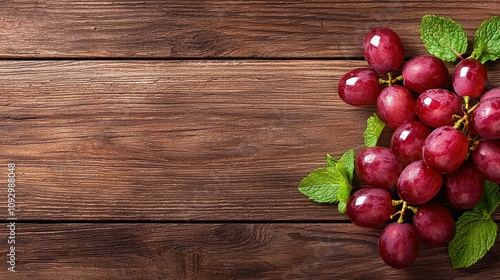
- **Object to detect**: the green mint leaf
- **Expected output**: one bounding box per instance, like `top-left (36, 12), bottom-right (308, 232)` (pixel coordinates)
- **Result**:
top-left (336, 169), bottom-right (352, 214)
top-left (337, 201), bottom-right (347, 213)
top-left (338, 149), bottom-right (354, 182)
top-left (448, 205), bottom-right (498, 268)
top-left (484, 180), bottom-right (500, 215)
top-left (363, 113), bottom-right (385, 147)
top-left (471, 17), bottom-right (500, 63)
top-left (300, 151), bottom-right (354, 212)
top-left (298, 167), bottom-right (343, 203)
top-left (300, 150), bottom-right (355, 212)
top-left (326, 154), bottom-right (337, 167)
top-left (420, 15), bottom-right (467, 61)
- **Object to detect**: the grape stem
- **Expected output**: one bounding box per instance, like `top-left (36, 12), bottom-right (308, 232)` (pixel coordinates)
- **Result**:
top-left (407, 205), bottom-right (419, 214)
top-left (464, 96), bottom-right (471, 111)
top-left (467, 103), bottom-right (479, 114)
top-left (451, 47), bottom-right (464, 61)
top-left (390, 200), bottom-right (417, 224)
top-left (452, 115), bottom-right (470, 131)
top-left (387, 72), bottom-right (393, 86)
top-left (398, 202), bottom-right (408, 224)
top-left (391, 199), bottom-right (404, 207)
top-left (453, 96), bottom-right (478, 135)
top-left (469, 138), bottom-right (481, 152)
top-left (378, 72), bottom-right (403, 86)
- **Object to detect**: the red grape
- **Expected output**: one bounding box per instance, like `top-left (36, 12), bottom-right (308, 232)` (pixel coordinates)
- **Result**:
top-left (482, 88), bottom-right (500, 101)
top-left (472, 139), bottom-right (500, 184)
top-left (355, 147), bottom-right (405, 189)
top-left (390, 121), bottom-right (432, 164)
top-left (445, 161), bottom-right (485, 209)
top-left (347, 188), bottom-right (395, 228)
top-left (471, 97), bottom-right (500, 140)
top-left (413, 201), bottom-right (455, 247)
top-left (452, 58), bottom-right (487, 98)
top-left (363, 27), bottom-right (404, 74)
top-left (422, 126), bottom-right (468, 174)
top-left (338, 68), bottom-right (381, 106)
top-left (379, 223), bottom-right (420, 268)
top-left (416, 89), bottom-right (462, 128)
top-left (376, 85), bottom-right (416, 129)
top-left (397, 160), bottom-right (442, 204)
top-left (402, 55), bottom-right (448, 93)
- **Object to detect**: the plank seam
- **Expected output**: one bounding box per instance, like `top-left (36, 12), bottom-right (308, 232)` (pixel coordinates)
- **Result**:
top-left (0, 57), bottom-right (366, 61)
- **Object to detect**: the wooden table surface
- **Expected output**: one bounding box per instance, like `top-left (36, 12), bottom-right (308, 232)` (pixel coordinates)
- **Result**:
top-left (2, 1), bottom-right (500, 279)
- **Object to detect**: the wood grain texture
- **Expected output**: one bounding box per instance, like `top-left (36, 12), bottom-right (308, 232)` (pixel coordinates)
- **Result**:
top-left (2, 223), bottom-right (499, 279)
top-left (1, 0), bottom-right (500, 58)
top-left (0, 60), bottom-right (377, 221)
top-left (2, 60), bottom-right (500, 221)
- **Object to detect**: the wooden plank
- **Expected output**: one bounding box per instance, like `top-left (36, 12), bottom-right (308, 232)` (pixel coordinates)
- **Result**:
top-left (1, 1), bottom-right (500, 58)
top-left (2, 223), bottom-right (498, 279)
top-left (1, 60), bottom-right (499, 221)
top-left (0, 60), bottom-right (374, 221)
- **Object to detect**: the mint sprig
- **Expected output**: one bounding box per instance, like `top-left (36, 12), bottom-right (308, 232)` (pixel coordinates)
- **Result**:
top-left (363, 113), bottom-right (385, 147)
top-left (471, 16), bottom-right (500, 63)
top-left (298, 150), bottom-right (354, 213)
top-left (448, 180), bottom-right (499, 268)
top-left (420, 15), bottom-right (468, 61)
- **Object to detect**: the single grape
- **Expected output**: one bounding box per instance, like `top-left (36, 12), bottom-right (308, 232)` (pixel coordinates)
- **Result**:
top-left (379, 223), bottom-right (420, 269)
top-left (391, 121), bottom-right (431, 164)
top-left (415, 89), bottom-right (462, 128)
top-left (376, 85), bottom-right (416, 129)
top-left (363, 27), bottom-right (404, 74)
top-left (338, 68), bottom-right (381, 106)
top-left (422, 126), bottom-right (468, 174)
top-left (472, 139), bottom-right (500, 184)
top-left (355, 147), bottom-right (405, 189)
top-left (452, 58), bottom-right (487, 98)
top-left (397, 160), bottom-right (442, 204)
top-left (347, 188), bottom-right (395, 228)
top-left (481, 88), bottom-right (500, 101)
top-left (413, 201), bottom-right (455, 247)
top-left (402, 55), bottom-right (448, 93)
top-left (471, 97), bottom-right (500, 140)
top-left (445, 161), bottom-right (485, 209)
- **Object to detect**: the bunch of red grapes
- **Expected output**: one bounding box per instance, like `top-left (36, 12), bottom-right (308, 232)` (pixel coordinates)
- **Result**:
top-left (338, 27), bottom-right (500, 268)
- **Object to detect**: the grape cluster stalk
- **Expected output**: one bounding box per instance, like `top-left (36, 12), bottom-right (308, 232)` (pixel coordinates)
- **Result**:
top-left (339, 27), bottom-right (500, 268)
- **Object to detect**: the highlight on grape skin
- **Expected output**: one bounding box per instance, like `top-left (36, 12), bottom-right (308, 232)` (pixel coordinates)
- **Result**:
top-left (347, 188), bottom-right (395, 228)
top-left (338, 68), bottom-right (381, 106)
top-left (402, 55), bottom-right (448, 93)
top-left (354, 147), bottom-right (404, 189)
top-left (363, 27), bottom-right (405, 74)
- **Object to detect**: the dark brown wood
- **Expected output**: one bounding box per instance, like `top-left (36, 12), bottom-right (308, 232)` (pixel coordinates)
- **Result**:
top-left (2, 223), bottom-right (498, 279)
top-left (1, 1), bottom-right (500, 58)
top-left (1, 60), bottom-right (500, 221)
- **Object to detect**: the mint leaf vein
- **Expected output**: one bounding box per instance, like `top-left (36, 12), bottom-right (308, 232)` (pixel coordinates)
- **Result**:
top-left (471, 16), bottom-right (500, 63)
top-left (363, 113), bottom-right (385, 147)
top-left (420, 15), bottom-right (467, 61)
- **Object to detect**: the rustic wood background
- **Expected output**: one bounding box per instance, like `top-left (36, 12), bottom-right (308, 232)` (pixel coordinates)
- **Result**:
top-left (1, 1), bottom-right (500, 279)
